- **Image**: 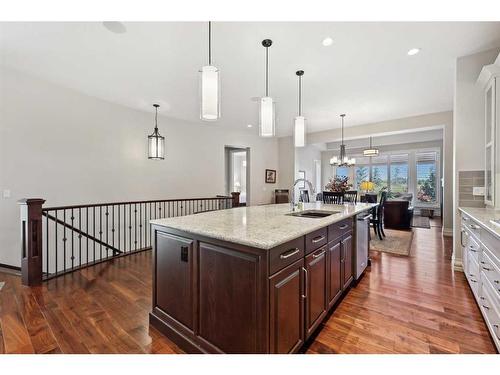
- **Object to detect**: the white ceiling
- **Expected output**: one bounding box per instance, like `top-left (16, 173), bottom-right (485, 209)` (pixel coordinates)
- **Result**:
top-left (1, 22), bottom-right (500, 136)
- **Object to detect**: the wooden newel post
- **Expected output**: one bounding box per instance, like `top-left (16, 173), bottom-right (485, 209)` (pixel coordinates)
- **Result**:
top-left (18, 198), bottom-right (45, 286)
top-left (231, 192), bottom-right (240, 208)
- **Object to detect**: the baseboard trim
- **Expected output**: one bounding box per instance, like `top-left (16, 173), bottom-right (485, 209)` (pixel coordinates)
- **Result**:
top-left (0, 262), bottom-right (21, 271)
top-left (442, 227), bottom-right (454, 237)
top-left (452, 257), bottom-right (463, 272)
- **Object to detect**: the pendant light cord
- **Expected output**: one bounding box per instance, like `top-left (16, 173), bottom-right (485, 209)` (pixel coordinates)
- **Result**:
top-left (208, 21), bottom-right (212, 65)
top-left (298, 75), bottom-right (302, 116)
top-left (154, 105), bottom-right (159, 132)
top-left (265, 46), bottom-right (269, 96)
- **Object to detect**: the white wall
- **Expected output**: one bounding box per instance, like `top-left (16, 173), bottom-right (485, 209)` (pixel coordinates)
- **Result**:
top-left (452, 48), bottom-right (500, 269)
top-left (294, 144), bottom-right (322, 200)
top-left (0, 66), bottom-right (279, 267)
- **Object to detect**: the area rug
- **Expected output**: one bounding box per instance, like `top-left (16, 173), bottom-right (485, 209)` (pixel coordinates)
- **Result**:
top-left (412, 215), bottom-right (431, 229)
top-left (370, 229), bottom-right (413, 256)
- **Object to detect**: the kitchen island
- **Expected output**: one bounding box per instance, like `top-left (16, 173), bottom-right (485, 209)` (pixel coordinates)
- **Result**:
top-left (149, 202), bottom-right (376, 353)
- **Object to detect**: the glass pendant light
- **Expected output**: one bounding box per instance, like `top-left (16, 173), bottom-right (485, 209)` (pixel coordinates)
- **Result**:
top-left (148, 104), bottom-right (165, 160)
top-left (294, 70), bottom-right (305, 147)
top-left (330, 114), bottom-right (355, 166)
top-left (363, 136), bottom-right (379, 157)
top-left (200, 21), bottom-right (220, 121)
top-left (259, 39), bottom-right (275, 137)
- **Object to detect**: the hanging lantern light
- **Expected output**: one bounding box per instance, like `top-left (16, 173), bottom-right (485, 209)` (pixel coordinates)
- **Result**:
top-left (200, 21), bottom-right (220, 121)
top-left (259, 39), bottom-right (275, 137)
top-left (363, 136), bottom-right (379, 157)
top-left (330, 114), bottom-right (355, 167)
top-left (148, 104), bottom-right (165, 160)
top-left (294, 70), bottom-right (305, 147)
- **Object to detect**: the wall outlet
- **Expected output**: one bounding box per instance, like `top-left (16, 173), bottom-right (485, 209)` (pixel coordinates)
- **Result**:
top-left (472, 186), bottom-right (485, 196)
top-left (2, 189), bottom-right (11, 198)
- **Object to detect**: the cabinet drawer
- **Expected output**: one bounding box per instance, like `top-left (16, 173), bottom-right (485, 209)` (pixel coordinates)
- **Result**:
top-left (467, 236), bottom-right (480, 263)
top-left (464, 217), bottom-right (481, 238)
top-left (480, 250), bottom-right (500, 298)
top-left (467, 255), bottom-right (480, 297)
top-left (328, 219), bottom-right (353, 242)
top-left (269, 237), bottom-right (305, 275)
top-left (479, 278), bottom-right (500, 344)
top-left (305, 227), bottom-right (328, 255)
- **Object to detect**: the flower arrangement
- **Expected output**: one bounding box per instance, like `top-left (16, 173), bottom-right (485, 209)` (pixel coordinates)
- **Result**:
top-left (325, 176), bottom-right (351, 193)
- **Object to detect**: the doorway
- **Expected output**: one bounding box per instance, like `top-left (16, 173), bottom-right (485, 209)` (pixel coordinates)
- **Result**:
top-left (225, 147), bottom-right (250, 205)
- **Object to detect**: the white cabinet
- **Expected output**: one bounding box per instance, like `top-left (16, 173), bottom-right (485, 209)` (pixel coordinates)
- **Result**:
top-left (478, 55), bottom-right (500, 208)
top-left (460, 211), bottom-right (500, 352)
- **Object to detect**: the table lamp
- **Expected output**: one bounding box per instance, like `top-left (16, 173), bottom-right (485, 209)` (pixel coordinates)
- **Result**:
top-left (360, 181), bottom-right (374, 193)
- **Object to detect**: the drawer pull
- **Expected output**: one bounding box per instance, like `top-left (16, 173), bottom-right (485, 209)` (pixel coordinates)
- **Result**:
top-left (469, 248), bottom-right (477, 253)
top-left (312, 250), bottom-right (326, 259)
top-left (482, 304), bottom-right (490, 310)
top-left (482, 267), bottom-right (492, 271)
top-left (469, 224), bottom-right (479, 230)
top-left (480, 296), bottom-right (485, 300)
top-left (302, 267), bottom-right (308, 299)
top-left (280, 248), bottom-right (300, 259)
top-left (338, 224), bottom-right (349, 230)
top-left (312, 235), bottom-right (325, 243)
top-left (463, 217), bottom-right (469, 221)
top-left (494, 280), bottom-right (499, 284)
top-left (470, 279), bottom-right (477, 283)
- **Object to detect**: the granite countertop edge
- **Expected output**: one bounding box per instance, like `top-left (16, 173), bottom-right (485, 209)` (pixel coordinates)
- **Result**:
top-left (458, 206), bottom-right (500, 239)
top-left (150, 203), bottom-right (377, 250)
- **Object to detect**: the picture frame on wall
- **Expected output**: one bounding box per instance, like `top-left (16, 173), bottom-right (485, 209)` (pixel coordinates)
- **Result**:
top-left (265, 169), bottom-right (276, 183)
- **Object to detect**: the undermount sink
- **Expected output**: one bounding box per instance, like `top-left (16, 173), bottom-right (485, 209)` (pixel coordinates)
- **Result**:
top-left (286, 209), bottom-right (341, 218)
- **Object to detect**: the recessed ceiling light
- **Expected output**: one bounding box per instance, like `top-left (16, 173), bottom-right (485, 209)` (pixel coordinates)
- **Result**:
top-left (322, 37), bottom-right (333, 47)
top-left (407, 48), bottom-right (420, 56)
top-left (102, 22), bottom-right (127, 34)
top-left (247, 124), bottom-right (253, 128)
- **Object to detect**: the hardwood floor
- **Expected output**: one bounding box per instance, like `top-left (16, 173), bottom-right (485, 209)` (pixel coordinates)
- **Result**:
top-left (0, 220), bottom-right (496, 354)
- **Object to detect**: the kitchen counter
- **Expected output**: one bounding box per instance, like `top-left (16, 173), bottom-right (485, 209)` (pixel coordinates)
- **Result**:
top-left (149, 201), bottom-right (375, 353)
top-left (150, 202), bottom-right (376, 250)
top-left (458, 206), bottom-right (500, 238)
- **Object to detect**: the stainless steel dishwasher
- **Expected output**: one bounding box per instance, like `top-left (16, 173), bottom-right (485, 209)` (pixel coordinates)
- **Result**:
top-left (355, 212), bottom-right (371, 280)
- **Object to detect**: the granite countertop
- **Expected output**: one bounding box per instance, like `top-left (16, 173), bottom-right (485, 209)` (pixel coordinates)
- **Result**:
top-left (458, 206), bottom-right (500, 239)
top-left (150, 202), bottom-right (377, 250)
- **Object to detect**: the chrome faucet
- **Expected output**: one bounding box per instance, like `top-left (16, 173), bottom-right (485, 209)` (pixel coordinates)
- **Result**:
top-left (290, 178), bottom-right (315, 211)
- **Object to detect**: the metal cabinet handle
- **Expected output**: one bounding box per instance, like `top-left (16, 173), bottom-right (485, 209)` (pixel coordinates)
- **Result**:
top-left (482, 304), bottom-right (490, 310)
top-left (494, 280), bottom-right (499, 284)
top-left (480, 296), bottom-right (485, 300)
top-left (280, 248), bottom-right (300, 259)
top-left (312, 235), bottom-right (325, 243)
top-left (312, 250), bottom-right (326, 259)
top-left (482, 267), bottom-right (492, 271)
top-left (338, 224), bottom-right (349, 230)
top-left (469, 248), bottom-right (477, 253)
top-left (463, 216), bottom-right (469, 221)
top-left (302, 267), bottom-right (308, 299)
top-left (470, 279), bottom-right (477, 283)
top-left (469, 224), bottom-right (479, 230)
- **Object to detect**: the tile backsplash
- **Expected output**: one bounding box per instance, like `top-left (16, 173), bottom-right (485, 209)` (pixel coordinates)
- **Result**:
top-left (459, 170), bottom-right (486, 208)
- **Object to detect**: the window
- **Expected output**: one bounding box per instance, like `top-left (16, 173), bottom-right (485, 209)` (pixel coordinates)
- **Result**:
top-left (416, 151), bottom-right (438, 204)
top-left (354, 165), bottom-right (369, 190)
top-left (335, 166), bottom-right (350, 179)
top-left (389, 154), bottom-right (409, 193)
top-left (370, 156), bottom-right (388, 193)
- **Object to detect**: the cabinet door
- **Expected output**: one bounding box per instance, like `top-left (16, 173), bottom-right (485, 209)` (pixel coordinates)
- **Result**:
top-left (341, 234), bottom-right (353, 290)
top-left (327, 240), bottom-right (342, 309)
top-left (269, 259), bottom-right (305, 353)
top-left (305, 246), bottom-right (328, 338)
top-left (155, 231), bottom-right (194, 330)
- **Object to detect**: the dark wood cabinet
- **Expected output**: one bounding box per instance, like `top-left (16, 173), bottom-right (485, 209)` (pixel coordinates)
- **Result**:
top-left (269, 258), bottom-right (305, 353)
top-left (155, 231), bottom-right (194, 330)
top-left (151, 215), bottom-right (363, 354)
top-left (305, 246), bottom-right (328, 338)
top-left (327, 240), bottom-right (342, 309)
top-left (341, 234), bottom-right (353, 290)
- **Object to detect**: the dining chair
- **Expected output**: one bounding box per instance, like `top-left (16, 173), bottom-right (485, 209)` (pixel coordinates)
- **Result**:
top-left (322, 191), bottom-right (343, 204)
top-left (370, 191), bottom-right (387, 240)
top-left (344, 190), bottom-right (358, 204)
